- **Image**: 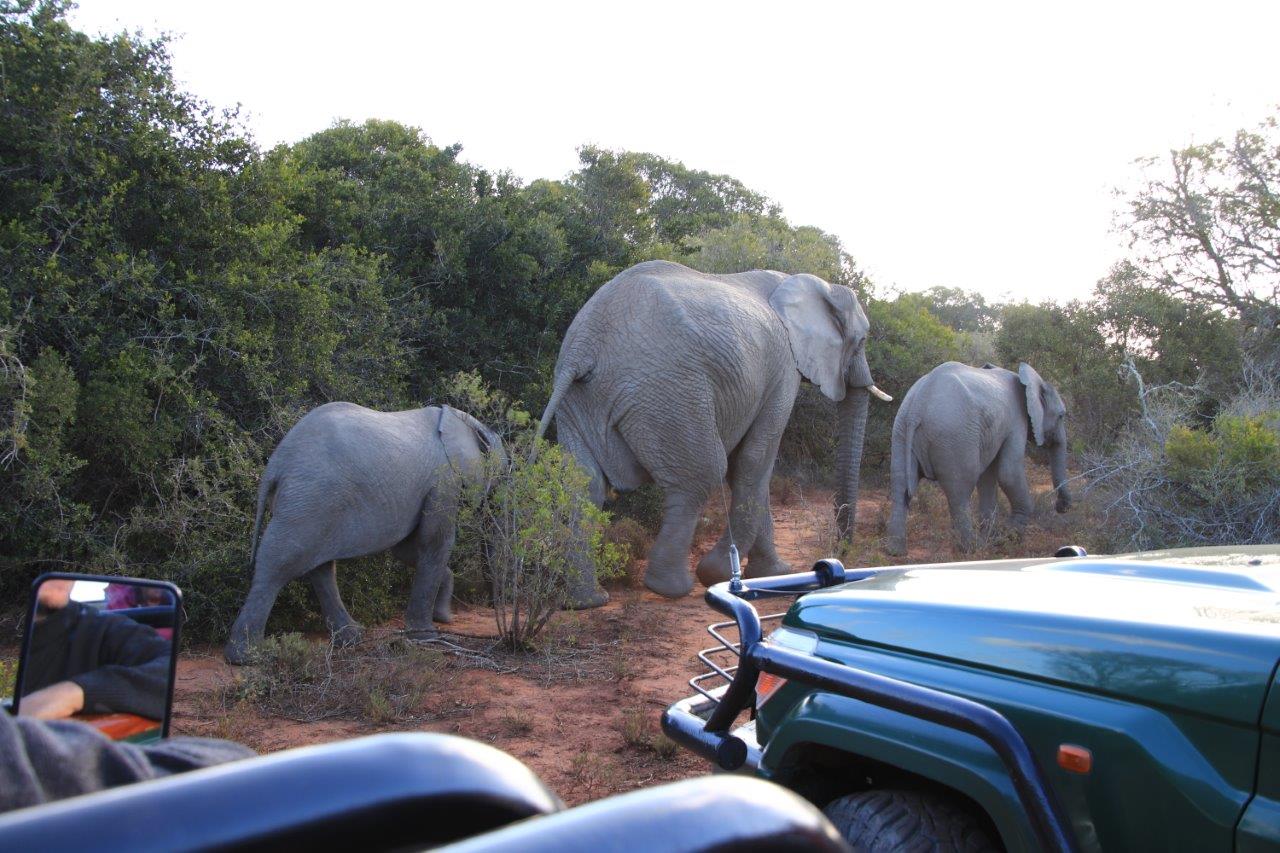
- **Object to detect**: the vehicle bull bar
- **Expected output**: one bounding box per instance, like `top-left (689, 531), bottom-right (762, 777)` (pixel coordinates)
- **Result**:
top-left (661, 559), bottom-right (1079, 853)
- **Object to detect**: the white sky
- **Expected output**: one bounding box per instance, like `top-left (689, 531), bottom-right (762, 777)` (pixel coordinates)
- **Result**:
top-left (70, 1), bottom-right (1279, 304)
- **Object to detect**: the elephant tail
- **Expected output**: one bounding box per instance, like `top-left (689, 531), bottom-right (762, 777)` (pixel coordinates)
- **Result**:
top-left (249, 468), bottom-right (278, 571)
top-left (535, 360), bottom-right (586, 443)
top-left (890, 417), bottom-right (922, 502)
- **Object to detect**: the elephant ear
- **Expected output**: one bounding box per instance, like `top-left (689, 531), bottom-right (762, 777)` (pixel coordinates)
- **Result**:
top-left (769, 274), bottom-right (855, 402)
top-left (1018, 362), bottom-right (1047, 446)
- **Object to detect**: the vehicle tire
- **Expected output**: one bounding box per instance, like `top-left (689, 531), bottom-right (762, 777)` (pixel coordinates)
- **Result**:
top-left (822, 788), bottom-right (999, 852)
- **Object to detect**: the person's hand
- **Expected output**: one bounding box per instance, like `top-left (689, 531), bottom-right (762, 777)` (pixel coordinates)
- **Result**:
top-left (19, 681), bottom-right (85, 720)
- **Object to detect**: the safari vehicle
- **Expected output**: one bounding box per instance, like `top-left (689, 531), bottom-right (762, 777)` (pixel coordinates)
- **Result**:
top-left (662, 545), bottom-right (1280, 852)
top-left (0, 573), bottom-right (850, 852)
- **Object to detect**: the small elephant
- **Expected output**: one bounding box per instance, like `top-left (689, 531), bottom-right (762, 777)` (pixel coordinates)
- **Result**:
top-left (224, 402), bottom-right (504, 665)
top-left (886, 361), bottom-right (1071, 555)
top-left (537, 260), bottom-right (890, 601)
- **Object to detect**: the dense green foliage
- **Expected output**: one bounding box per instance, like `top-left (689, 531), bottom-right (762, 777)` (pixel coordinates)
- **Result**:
top-left (1, 3), bottom-right (1272, 639)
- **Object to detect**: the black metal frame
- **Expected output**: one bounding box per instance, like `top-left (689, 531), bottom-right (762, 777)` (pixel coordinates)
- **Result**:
top-left (661, 559), bottom-right (1079, 853)
top-left (13, 572), bottom-right (183, 737)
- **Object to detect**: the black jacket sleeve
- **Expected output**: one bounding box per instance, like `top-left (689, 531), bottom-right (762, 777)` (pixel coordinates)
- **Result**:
top-left (0, 712), bottom-right (255, 813)
top-left (68, 611), bottom-right (172, 719)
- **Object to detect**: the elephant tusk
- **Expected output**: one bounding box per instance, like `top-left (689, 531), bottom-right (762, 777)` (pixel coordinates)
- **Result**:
top-left (868, 385), bottom-right (893, 402)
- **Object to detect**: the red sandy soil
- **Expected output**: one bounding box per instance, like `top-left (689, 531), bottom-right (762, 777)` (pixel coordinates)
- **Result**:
top-left (171, 474), bottom-right (1082, 807)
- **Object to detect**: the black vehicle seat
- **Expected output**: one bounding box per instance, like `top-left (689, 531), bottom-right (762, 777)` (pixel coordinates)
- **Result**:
top-left (0, 732), bottom-right (562, 852)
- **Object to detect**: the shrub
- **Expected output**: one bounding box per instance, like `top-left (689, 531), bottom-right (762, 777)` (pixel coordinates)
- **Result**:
top-left (457, 434), bottom-right (625, 650)
top-left (609, 483), bottom-right (666, 532)
top-left (603, 517), bottom-right (651, 588)
top-left (1087, 364), bottom-right (1280, 549)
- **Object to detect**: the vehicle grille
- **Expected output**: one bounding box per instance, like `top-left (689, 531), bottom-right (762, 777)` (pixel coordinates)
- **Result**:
top-left (688, 611), bottom-right (784, 707)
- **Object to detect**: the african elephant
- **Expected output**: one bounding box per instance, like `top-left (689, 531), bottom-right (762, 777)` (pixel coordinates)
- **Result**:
top-left (537, 260), bottom-right (891, 601)
top-left (885, 361), bottom-right (1071, 555)
top-left (224, 403), bottom-right (504, 665)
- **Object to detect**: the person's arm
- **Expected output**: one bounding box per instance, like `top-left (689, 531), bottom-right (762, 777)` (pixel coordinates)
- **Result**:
top-left (72, 612), bottom-right (173, 719)
top-left (0, 712), bottom-right (255, 813)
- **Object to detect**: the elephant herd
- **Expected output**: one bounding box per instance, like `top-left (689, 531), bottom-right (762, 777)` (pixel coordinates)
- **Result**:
top-left (224, 260), bottom-right (1072, 663)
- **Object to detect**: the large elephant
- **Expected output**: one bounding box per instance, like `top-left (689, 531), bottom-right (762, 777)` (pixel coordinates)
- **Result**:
top-left (537, 260), bottom-right (890, 601)
top-left (885, 361), bottom-right (1071, 555)
top-left (224, 403), bottom-right (504, 665)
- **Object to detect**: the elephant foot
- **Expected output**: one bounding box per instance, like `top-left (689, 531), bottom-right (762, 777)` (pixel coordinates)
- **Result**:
top-left (744, 555), bottom-right (792, 580)
top-left (404, 626), bottom-right (440, 641)
top-left (223, 639), bottom-right (252, 667)
top-left (567, 585), bottom-right (610, 610)
top-left (884, 537), bottom-right (907, 557)
top-left (694, 550), bottom-right (732, 588)
top-left (332, 622), bottom-right (364, 648)
top-left (645, 564), bottom-right (694, 598)
top-left (433, 603), bottom-right (454, 624)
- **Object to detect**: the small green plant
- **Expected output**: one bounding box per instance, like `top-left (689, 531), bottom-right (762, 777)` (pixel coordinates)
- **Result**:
top-left (0, 657), bottom-right (17, 698)
top-left (619, 706), bottom-right (679, 759)
top-left (499, 710), bottom-right (535, 737)
top-left (457, 434), bottom-right (626, 650)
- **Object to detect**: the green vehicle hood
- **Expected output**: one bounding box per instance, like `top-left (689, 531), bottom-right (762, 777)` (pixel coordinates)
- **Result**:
top-left (789, 546), bottom-right (1280, 726)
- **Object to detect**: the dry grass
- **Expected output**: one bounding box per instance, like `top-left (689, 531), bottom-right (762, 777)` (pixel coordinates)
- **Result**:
top-left (220, 633), bottom-right (449, 724)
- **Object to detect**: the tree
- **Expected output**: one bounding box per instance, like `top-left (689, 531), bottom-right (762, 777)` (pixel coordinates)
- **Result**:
top-left (913, 286), bottom-right (1000, 332)
top-left (1121, 113), bottom-right (1280, 361)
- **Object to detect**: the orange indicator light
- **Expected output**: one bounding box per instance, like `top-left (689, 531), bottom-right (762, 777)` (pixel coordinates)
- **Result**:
top-left (1058, 744), bottom-right (1092, 774)
top-left (755, 672), bottom-right (787, 706)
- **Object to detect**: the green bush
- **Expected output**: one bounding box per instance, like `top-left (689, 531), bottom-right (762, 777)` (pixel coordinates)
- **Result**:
top-left (457, 436), bottom-right (625, 650)
top-left (1165, 413), bottom-right (1280, 499)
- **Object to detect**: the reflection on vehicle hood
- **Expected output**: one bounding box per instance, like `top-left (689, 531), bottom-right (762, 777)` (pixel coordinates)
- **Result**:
top-left (788, 546), bottom-right (1280, 726)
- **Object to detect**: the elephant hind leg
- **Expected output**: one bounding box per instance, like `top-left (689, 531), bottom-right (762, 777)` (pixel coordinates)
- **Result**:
top-left (433, 571), bottom-right (454, 624)
top-left (885, 460), bottom-right (921, 557)
top-left (225, 533), bottom-right (322, 665)
top-left (554, 429), bottom-right (611, 608)
top-left (225, 570), bottom-right (293, 665)
top-left (940, 478), bottom-right (979, 553)
top-left (697, 403), bottom-right (792, 585)
top-left (307, 560), bottom-right (362, 646)
top-left (976, 466), bottom-right (1000, 538)
top-left (646, 488), bottom-right (707, 598)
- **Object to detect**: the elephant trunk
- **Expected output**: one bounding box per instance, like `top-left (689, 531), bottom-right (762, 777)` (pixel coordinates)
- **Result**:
top-left (834, 386), bottom-right (870, 541)
top-left (1051, 427), bottom-right (1071, 513)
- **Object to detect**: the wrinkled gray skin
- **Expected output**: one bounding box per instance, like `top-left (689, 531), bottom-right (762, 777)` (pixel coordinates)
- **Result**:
top-left (224, 403), bottom-right (504, 665)
top-left (885, 361), bottom-right (1071, 555)
top-left (538, 260), bottom-right (889, 601)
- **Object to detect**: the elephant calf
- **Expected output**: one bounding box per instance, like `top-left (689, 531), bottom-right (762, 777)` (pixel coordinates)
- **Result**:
top-left (224, 403), bottom-right (504, 665)
top-left (886, 362), bottom-right (1071, 555)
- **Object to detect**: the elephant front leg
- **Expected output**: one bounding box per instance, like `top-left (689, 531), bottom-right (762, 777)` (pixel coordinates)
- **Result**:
top-left (404, 508), bottom-right (455, 640)
top-left (996, 445), bottom-right (1034, 536)
top-left (306, 561), bottom-right (363, 647)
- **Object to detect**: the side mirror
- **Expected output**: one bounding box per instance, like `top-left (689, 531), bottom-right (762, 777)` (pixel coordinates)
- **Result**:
top-left (13, 574), bottom-right (182, 742)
